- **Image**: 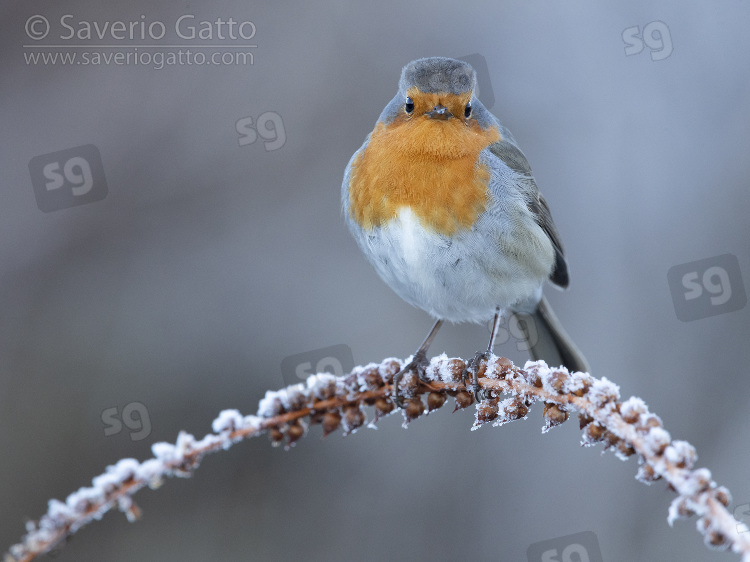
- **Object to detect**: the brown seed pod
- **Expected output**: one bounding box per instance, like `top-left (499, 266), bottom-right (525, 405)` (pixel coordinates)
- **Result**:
top-left (584, 422), bottom-right (605, 442)
top-left (374, 397), bottom-right (394, 418)
top-left (395, 372), bottom-right (419, 398)
top-left (475, 360), bottom-right (487, 380)
top-left (477, 398), bottom-right (499, 423)
top-left (636, 462), bottom-right (661, 483)
top-left (404, 397), bottom-right (425, 422)
top-left (636, 414), bottom-right (663, 433)
top-left (269, 427), bottom-right (284, 444)
top-left (363, 369), bottom-right (384, 390)
top-left (322, 411), bottom-right (342, 436)
top-left (494, 356), bottom-right (513, 378)
top-left (572, 378), bottom-right (592, 397)
top-left (714, 487), bottom-right (731, 507)
top-left (578, 413), bottom-right (594, 430)
top-left (546, 370), bottom-right (569, 392)
top-left (672, 497), bottom-right (696, 519)
top-left (616, 440), bottom-right (636, 458)
top-left (344, 405), bottom-right (365, 431)
top-left (503, 397), bottom-right (529, 421)
top-left (445, 358), bottom-right (467, 383)
top-left (427, 391), bottom-right (447, 411)
top-left (601, 430), bottom-right (620, 449)
top-left (543, 403), bottom-right (568, 429)
top-left (706, 529), bottom-right (729, 549)
top-left (524, 369), bottom-right (542, 388)
top-left (379, 360), bottom-right (402, 384)
top-left (453, 390), bottom-right (474, 411)
top-left (287, 421), bottom-right (305, 444)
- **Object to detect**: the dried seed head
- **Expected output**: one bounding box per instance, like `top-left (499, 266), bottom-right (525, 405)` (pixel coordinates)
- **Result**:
top-left (620, 397), bottom-right (648, 424)
top-left (322, 411), bottom-right (341, 436)
top-left (546, 370), bottom-right (569, 393)
top-left (664, 440), bottom-right (697, 469)
top-left (269, 427), bottom-right (284, 445)
top-left (705, 529), bottom-right (729, 549)
top-left (689, 468), bottom-right (712, 494)
top-left (636, 413), bottom-right (663, 433)
top-left (427, 391), bottom-right (447, 411)
top-left (668, 497), bottom-right (696, 525)
top-left (379, 359), bottom-right (402, 384)
top-left (395, 372), bottom-right (419, 398)
top-left (644, 427), bottom-right (671, 456)
top-left (453, 390), bottom-right (474, 411)
top-left (542, 403), bottom-right (568, 430)
top-left (494, 356), bottom-right (513, 378)
top-left (572, 378), bottom-right (592, 397)
top-left (714, 486), bottom-right (731, 507)
top-left (343, 405), bottom-right (365, 432)
top-left (636, 462), bottom-right (661, 484)
top-left (475, 361), bottom-right (487, 379)
top-left (578, 414), bottom-right (594, 430)
top-left (584, 422), bottom-right (605, 442)
top-left (374, 397), bottom-right (394, 418)
top-left (476, 398), bottom-right (500, 424)
top-left (404, 398), bottom-right (425, 422)
top-left (363, 369), bottom-right (384, 391)
top-left (616, 440), bottom-right (636, 458)
top-left (445, 358), bottom-right (467, 383)
top-left (504, 397), bottom-right (529, 420)
top-left (287, 421), bottom-right (305, 444)
top-left (523, 368), bottom-right (542, 388)
top-left (602, 430), bottom-right (620, 449)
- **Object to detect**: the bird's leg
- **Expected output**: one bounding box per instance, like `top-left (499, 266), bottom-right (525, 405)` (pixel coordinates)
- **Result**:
top-left (391, 319), bottom-right (443, 406)
top-left (465, 307), bottom-right (502, 401)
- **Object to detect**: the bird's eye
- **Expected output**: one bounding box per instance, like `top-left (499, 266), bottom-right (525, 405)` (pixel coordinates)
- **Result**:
top-left (405, 97), bottom-right (414, 114)
top-left (464, 102), bottom-right (472, 118)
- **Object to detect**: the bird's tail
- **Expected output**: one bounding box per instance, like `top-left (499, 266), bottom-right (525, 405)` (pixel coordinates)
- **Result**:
top-left (517, 295), bottom-right (590, 373)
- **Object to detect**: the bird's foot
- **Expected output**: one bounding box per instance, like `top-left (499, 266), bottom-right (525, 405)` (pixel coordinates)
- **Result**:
top-left (464, 350), bottom-right (490, 402)
top-left (391, 350), bottom-right (430, 408)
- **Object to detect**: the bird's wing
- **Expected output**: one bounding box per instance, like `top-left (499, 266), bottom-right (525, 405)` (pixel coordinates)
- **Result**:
top-left (488, 140), bottom-right (569, 288)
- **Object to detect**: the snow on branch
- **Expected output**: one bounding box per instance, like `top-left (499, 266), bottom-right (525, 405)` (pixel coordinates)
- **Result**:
top-left (5, 355), bottom-right (750, 561)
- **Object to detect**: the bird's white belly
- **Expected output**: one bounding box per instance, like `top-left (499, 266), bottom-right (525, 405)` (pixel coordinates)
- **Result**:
top-left (366, 207), bottom-right (548, 323)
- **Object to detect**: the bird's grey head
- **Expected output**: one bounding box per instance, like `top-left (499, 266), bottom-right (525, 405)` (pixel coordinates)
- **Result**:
top-left (398, 57), bottom-right (476, 95)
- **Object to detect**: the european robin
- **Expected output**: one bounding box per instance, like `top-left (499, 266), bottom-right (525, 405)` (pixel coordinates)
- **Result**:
top-left (342, 57), bottom-right (589, 402)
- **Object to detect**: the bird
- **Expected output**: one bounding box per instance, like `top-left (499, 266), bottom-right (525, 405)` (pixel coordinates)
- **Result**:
top-left (341, 56), bottom-right (589, 403)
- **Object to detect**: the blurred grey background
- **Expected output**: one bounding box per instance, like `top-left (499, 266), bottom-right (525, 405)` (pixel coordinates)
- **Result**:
top-left (2, 1), bottom-right (749, 561)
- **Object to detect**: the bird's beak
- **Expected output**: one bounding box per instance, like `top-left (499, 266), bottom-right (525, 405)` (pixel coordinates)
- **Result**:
top-left (426, 104), bottom-right (453, 120)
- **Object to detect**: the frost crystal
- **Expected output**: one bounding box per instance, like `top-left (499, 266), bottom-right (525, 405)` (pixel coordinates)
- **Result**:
top-left (588, 377), bottom-right (620, 409)
top-left (620, 396), bottom-right (648, 422)
top-left (643, 427), bottom-right (671, 455)
top-left (212, 409), bottom-right (244, 433)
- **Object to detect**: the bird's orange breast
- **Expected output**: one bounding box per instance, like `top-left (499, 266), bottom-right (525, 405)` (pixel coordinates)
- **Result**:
top-left (348, 107), bottom-right (501, 237)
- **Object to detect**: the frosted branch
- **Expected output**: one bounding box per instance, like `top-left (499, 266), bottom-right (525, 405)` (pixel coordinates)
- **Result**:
top-left (5, 355), bottom-right (750, 561)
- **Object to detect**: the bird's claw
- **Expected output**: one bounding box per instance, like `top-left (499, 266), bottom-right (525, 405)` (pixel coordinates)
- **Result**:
top-left (391, 351), bottom-right (429, 407)
top-left (464, 350), bottom-right (490, 402)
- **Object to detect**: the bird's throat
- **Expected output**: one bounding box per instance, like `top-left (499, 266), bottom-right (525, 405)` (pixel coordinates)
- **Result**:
top-left (348, 118), bottom-right (500, 236)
